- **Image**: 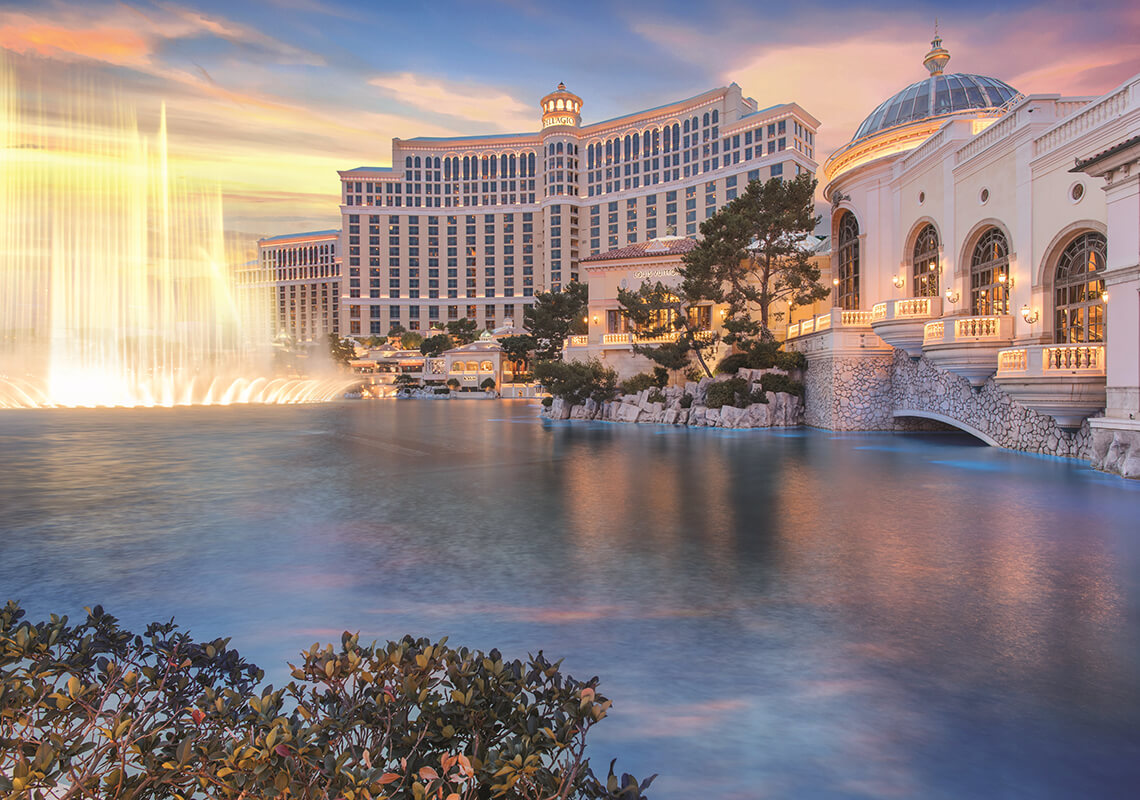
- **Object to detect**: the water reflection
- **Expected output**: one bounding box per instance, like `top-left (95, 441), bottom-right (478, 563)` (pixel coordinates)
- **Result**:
top-left (1, 402), bottom-right (1138, 799)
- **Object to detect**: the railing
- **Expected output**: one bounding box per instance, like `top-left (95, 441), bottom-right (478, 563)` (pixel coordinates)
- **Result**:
top-left (1043, 345), bottom-right (1104, 371)
top-left (816, 314), bottom-right (831, 330)
top-left (923, 321), bottom-right (945, 342)
top-left (901, 128), bottom-right (947, 171)
top-left (895, 298), bottom-right (933, 317)
top-left (1034, 83), bottom-right (1133, 157)
top-left (567, 335), bottom-right (589, 347)
top-left (602, 332), bottom-right (632, 345)
top-left (841, 311), bottom-right (872, 326)
top-left (787, 322), bottom-right (800, 337)
top-left (872, 302), bottom-right (887, 321)
top-left (955, 316), bottom-right (1003, 338)
top-left (997, 348), bottom-right (1028, 373)
top-left (800, 318), bottom-right (815, 334)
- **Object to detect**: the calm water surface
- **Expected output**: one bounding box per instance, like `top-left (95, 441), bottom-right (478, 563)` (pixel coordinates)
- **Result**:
top-left (2, 401), bottom-right (1139, 799)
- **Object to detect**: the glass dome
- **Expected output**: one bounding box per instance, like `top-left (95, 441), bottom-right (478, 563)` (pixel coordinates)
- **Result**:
top-left (851, 73), bottom-right (1020, 142)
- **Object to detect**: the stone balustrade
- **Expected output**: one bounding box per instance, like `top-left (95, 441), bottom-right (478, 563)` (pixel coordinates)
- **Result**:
top-left (923, 321), bottom-right (945, 342)
top-left (567, 335), bottom-right (589, 347)
top-left (603, 332), bottom-right (632, 345)
top-left (921, 315), bottom-right (1014, 386)
top-left (1044, 344), bottom-right (1103, 371)
top-left (872, 302), bottom-right (887, 321)
top-left (994, 344), bottom-right (1107, 428)
top-left (786, 307), bottom-right (875, 341)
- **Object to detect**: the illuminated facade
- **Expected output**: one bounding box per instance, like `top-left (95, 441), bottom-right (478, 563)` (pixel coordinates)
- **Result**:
top-left (250, 230), bottom-right (342, 342)
top-left (337, 82), bottom-right (819, 337)
top-left (785, 36), bottom-right (1140, 476)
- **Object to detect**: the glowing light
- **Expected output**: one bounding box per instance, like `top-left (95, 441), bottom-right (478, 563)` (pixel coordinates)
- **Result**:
top-left (0, 56), bottom-right (352, 409)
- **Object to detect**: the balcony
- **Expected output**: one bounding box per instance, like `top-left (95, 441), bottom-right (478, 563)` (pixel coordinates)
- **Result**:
top-left (567, 335), bottom-right (589, 348)
top-left (870, 297), bottom-right (943, 358)
top-left (921, 315), bottom-right (1014, 386)
top-left (994, 344), bottom-right (1106, 428)
top-left (786, 308), bottom-right (872, 339)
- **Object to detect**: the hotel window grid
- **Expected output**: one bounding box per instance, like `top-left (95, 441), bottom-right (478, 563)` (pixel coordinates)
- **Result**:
top-left (970, 228), bottom-right (1010, 316)
top-left (1054, 232), bottom-right (1106, 344)
top-left (836, 212), bottom-right (860, 310)
top-left (912, 224), bottom-right (940, 297)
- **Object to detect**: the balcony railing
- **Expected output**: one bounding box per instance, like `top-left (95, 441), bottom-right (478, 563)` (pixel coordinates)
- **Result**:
top-left (567, 335), bottom-right (589, 347)
top-left (955, 316), bottom-right (1004, 338)
top-left (872, 302), bottom-right (887, 321)
top-left (1044, 344), bottom-right (1104, 371)
top-left (923, 321), bottom-right (945, 342)
top-left (895, 298), bottom-right (934, 317)
top-left (602, 332), bottom-right (633, 345)
top-left (786, 307), bottom-right (874, 339)
top-left (997, 348), bottom-right (1028, 373)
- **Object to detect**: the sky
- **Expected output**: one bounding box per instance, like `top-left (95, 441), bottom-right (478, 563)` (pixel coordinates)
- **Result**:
top-left (2, 0), bottom-right (1138, 238)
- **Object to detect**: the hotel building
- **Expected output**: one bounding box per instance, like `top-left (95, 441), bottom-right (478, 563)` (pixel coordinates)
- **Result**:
top-left (249, 229), bottom-right (342, 342)
top-left (336, 82), bottom-right (819, 337)
top-left (783, 36), bottom-right (1140, 477)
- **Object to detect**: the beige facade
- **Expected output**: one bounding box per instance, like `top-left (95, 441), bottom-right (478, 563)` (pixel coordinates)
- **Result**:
top-left (336, 83), bottom-right (819, 339)
top-left (248, 230), bottom-right (342, 343)
top-left (786, 36), bottom-right (1140, 471)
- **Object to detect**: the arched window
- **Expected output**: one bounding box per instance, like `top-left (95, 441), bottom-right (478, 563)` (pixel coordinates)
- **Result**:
top-left (414, 156), bottom-right (421, 168)
top-left (912, 224), bottom-right (940, 297)
top-left (462, 156), bottom-right (470, 180)
top-left (466, 361), bottom-right (479, 372)
top-left (1054, 232), bottom-right (1106, 343)
top-left (528, 152), bottom-right (535, 176)
top-left (970, 228), bottom-right (1010, 316)
top-left (452, 362), bottom-right (464, 373)
top-left (480, 360), bottom-right (493, 372)
top-left (712, 109), bottom-right (719, 123)
top-left (683, 119), bottom-right (690, 133)
top-left (837, 213), bottom-right (860, 310)
top-left (702, 112), bottom-right (709, 127)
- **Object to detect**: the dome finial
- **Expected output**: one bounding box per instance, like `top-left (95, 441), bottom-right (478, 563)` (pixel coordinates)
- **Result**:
top-left (923, 23), bottom-right (950, 76)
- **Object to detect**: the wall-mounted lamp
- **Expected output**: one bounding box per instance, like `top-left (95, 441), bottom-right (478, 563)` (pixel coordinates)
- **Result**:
top-left (944, 288), bottom-right (960, 304)
top-left (892, 274), bottom-right (905, 289)
top-left (1020, 304), bottom-right (1039, 324)
top-left (592, 315), bottom-right (599, 325)
top-left (1101, 289), bottom-right (1110, 302)
top-left (997, 272), bottom-right (1014, 289)
top-left (832, 277), bottom-right (840, 287)
top-left (719, 307), bottom-right (728, 318)
top-left (582, 316), bottom-right (588, 324)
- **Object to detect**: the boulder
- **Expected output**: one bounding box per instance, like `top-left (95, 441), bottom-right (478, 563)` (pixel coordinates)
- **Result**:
top-left (617, 403), bottom-right (643, 423)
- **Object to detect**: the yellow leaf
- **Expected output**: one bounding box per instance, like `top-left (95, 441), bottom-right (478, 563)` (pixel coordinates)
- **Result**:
top-left (67, 676), bottom-right (80, 698)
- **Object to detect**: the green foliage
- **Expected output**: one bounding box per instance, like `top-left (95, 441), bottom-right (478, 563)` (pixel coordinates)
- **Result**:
top-left (434, 387), bottom-right (451, 394)
top-left (400, 331), bottom-right (424, 351)
top-left (760, 372), bottom-right (805, 399)
top-left (499, 335), bottom-right (536, 378)
top-left (679, 393), bottom-right (694, 409)
top-left (0, 601), bottom-right (654, 800)
top-left (705, 377), bottom-right (748, 409)
top-left (387, 324), bottom-right (407, 338)
top-left (685, 173), bottom-right (828, 340)
top-left (533, 359), bottom-right (617, 406)
top-left (446, 377), bottom-right (460, 389)
top-left (394, 373), bottom-right (419, 387)
top-left (651, 366), bottom-right (670, 388)
top-left (524, 282), bottom-right (588, 361)
top-left (541, 396), bottom-right (554, 408)
top-left (326, 334), bottom-right (355, 366)
top-left (616, 281), bottom-right (717, 378)
top-left (617, 373), bottom-right (656, 396)
top-left (420, 333), bottom-right (455, 358)
top-left (646, 388), bottom-right (665, 404)
top-left (480, 377), bottom-right (496, 390)
top-left (777, 349), bottom-right (807, 372)
top-left (683, 366), bottom-right (703, 383)
top-left (445, 318), bottom-right (479, 346)
top-left (715, 353), bottom-right (750, 375)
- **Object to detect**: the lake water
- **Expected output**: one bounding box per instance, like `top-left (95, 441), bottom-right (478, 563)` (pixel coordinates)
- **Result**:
top-left (2, 400), bottom-right (1139, 799)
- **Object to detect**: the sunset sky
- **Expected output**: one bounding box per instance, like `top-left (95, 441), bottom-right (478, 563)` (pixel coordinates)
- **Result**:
top-left (3, 0), bottom-right (1138, 238)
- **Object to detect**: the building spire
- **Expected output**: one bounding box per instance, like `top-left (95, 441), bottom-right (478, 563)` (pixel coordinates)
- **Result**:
top-left (923, 24), bottom-right (950, 76)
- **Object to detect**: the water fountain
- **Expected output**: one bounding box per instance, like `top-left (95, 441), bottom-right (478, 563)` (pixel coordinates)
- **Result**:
top-left (0, 56), bottom-right (352, 408)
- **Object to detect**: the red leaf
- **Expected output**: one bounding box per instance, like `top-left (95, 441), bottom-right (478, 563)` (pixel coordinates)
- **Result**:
top-left (274, 744), bottom-right (291, 758)
top-left (378, 773), bottom-right (401, 785)
top-left (191, 709), bottom-right (205, 725)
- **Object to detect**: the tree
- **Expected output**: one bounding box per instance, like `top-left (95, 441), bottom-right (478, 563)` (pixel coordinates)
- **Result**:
top-left (616, 280), bottom-right (721, 379)
top-left (326, 334), bottom-right (355, 366)
top-left (524, 282), bottom-right (588, 361)
top-left (446, 318), bottom-right (479, 346)
top-left (480, 377), bottom-right (496, 391)
top-left (533, 359), bottom-right (617, 406)
top-left (687, 173), bottom-right (829, 341)
top-left (420, 333), bottom-right (454, 358)
top-left (387, 324), bottom-right (407, 338)
top-left (0, 601), bottom-right (654, 800)
top-left (499, 334), bottom-right (536, 381)
top-left (399, 330), bottom-right (424, 351)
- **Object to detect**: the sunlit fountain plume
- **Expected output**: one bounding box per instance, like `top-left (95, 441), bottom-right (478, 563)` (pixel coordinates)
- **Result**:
top-left (0, 55), bottom-right (353, 408)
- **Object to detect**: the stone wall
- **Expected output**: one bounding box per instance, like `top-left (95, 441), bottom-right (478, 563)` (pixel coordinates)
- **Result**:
top-left (544, 370), bottom-right (804, 430)
top-left (801, 352), bottom-right (895, 430)
top-left (1089, 427), bottom-right (1140, 478)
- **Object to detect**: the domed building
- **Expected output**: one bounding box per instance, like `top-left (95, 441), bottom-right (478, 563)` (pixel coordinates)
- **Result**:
top-left (785, 35), bottom-right (1140, 477)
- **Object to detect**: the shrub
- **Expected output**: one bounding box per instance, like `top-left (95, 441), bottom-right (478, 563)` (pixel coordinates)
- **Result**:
top-left (480, 377), bottom-right (496, 390)
top-left (0, 602), bottom-right (654, 800)
top-left (679, 392), bottom-right (693, 409)
top-left (715, 352), bottom-right (750, 374)
top-left (651, 366), bottom-right (669, 388)
top-left (683, 366), bottom-right (703, 382)
top-left (541, 396), bottom-right (554, 407)
top-left (776, 349), bottom-right (807, 372)
top-left (705, 377), bottom-right (747, 409)
top-left (433, 386), bottom-right (450, 394)
top-left (647, 388), bottom-right (665, 404)
top-left (446, 377), bottom-right (460, 389)
top-left (761, 372), bottom-right (805, 398)
top-left (534, 359), bottom-right (618, 406)
top-left (618, 372), bottom-right (656, 395)
top-left (749, 388), bottom-right (769, 404)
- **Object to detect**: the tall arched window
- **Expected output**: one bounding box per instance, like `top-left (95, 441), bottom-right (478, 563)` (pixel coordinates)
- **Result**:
top-left (1054, 232), bottom-right (1106, 343)
top-left (836, 212), bottom-right (860, 310)
top-left (970, 228), bottom-right (1010, 316)
top-left (912, 224), bottom-right (940, 297)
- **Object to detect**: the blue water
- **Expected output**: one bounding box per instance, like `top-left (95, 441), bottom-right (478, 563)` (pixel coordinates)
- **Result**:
top-left (2, 401), bottom-right (1139, 799)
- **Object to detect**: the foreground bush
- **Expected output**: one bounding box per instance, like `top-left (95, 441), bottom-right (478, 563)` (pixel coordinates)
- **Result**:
top-left (715, 341), bottom-right (806, 374)
top-left (0, 602), bottom-right (653, 800)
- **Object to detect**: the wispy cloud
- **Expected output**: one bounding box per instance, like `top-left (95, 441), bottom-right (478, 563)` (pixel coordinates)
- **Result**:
top-left (368, 73), bottom-right (536, 131)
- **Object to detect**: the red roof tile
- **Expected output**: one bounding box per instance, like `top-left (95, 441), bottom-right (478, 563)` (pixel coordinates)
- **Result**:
top-left (581, 236), bottom-right (696, 263)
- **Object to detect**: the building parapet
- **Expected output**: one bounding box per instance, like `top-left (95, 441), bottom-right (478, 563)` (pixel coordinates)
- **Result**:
top-left (1034, 81), bottom-right (1136, 158)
